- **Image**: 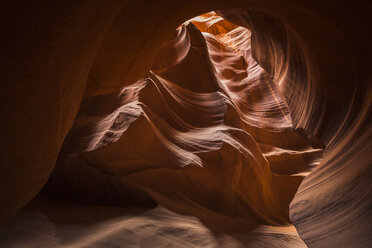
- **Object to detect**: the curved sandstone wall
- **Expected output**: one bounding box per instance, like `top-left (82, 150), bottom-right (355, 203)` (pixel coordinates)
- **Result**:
top-left (44, 16), bottom-right (323, 228)
top-left (1, 1), bottom-right (371, 247)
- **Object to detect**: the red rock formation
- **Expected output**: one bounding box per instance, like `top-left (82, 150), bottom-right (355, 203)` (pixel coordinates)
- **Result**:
top-left (0, 1), bottom-right (371, 248)
top-left (42, 14), bottom-right (322, 229)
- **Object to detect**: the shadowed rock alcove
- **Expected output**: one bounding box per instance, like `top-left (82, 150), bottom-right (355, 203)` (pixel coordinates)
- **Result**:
top-left (0, 1), bottom-right (371, 248)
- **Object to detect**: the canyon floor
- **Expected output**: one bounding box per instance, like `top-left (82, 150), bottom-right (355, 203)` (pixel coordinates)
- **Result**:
top-left (0, 197), bottom-right (307, 248)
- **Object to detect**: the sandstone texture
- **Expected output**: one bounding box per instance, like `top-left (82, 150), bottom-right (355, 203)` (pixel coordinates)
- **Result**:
top-left (0, 1), bottom-right (371, 248)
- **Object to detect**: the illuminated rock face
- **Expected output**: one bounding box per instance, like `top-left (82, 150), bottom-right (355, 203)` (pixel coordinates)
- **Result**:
top-left (0, 1), bottom-right (371, 248)
top-left (45, 13), bottom-right (323, 227)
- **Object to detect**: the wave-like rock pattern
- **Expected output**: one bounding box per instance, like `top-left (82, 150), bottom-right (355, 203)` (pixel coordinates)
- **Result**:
top-left (45, 13), bottom-right (323, 231)
top-left (1, 1), bottom-right (371, 248)
top-left (216, 8), bottom-right (372, 248)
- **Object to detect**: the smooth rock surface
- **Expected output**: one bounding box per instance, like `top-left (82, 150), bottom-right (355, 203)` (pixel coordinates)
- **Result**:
top-left (0, 197), bottom-right (307, 248)
top-left (1, 1), bottom-right (371, 248)
top-left (44, 15), bottom-right (322, 228)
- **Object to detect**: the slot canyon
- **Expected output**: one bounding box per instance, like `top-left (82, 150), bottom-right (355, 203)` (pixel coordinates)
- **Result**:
top-left (0, 1), bottom-right (371, 248)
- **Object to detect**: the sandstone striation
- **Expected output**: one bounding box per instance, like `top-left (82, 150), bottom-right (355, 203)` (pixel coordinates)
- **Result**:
top-left (0, 1), bottom-right (371, 248)
top-left (38, 14), bottom-right (323, 247)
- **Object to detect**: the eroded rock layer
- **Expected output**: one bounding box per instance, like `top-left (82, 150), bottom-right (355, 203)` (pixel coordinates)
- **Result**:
top-left (44, 13), bottom-right (323, 228)
top-left (1, 1), bottom-right (371, 248)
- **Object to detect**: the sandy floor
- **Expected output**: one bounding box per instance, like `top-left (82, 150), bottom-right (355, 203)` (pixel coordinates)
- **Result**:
top-left (0, 198), bottom-right (307, 248)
